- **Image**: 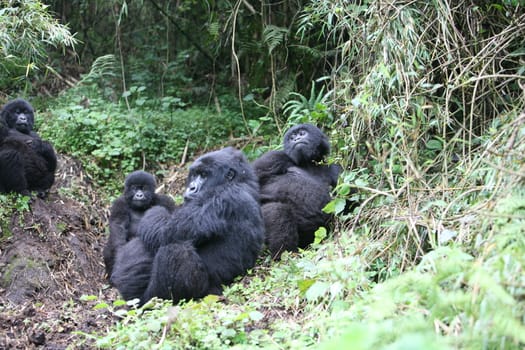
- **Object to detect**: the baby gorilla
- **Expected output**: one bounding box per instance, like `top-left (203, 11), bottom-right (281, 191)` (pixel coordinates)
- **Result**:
top-left (103, 170), bottom-right (176, 278)
top-left (110, 147), bottom-right (265, 305)
top-left (0, 98), bottom-right (57, 197)
top-left (252, 123), bottom-right (341, 259)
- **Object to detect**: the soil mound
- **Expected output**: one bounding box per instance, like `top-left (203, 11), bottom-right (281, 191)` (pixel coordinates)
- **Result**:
top-left (0, 155), bottom-right (114, 349)
top-left (0, 154), bottom-right (188, 349)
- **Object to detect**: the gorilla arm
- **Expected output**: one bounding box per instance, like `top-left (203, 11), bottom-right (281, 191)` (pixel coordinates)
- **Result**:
top-left (108, 197), bottom-right (132, 247)
top-left (137, 191), bottom-right (177, 252)
top-left (252, 150), bottom-right (294, 186)
top-left (154, 194), bottom-right (177, 212)
top-left (36, 140), bottom-right (57, 172)
top-left (7, 128), bottom-right (57, 173)
top-left (138, 205), bottom-right (175, 252)
top-left (169, 203), bottom-right (229, 246)
top-left (103, 197), bottom-right (132, 275)
top-left (303, 163), bottom-right (342, 188)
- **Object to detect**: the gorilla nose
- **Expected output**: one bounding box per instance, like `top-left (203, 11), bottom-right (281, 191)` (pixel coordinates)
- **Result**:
top-left (18, 114), bottom-right (27, 123)
top-left (184, 186), bottom-right (198, 199)
top-left (135, 191), bottom-right (145, 200)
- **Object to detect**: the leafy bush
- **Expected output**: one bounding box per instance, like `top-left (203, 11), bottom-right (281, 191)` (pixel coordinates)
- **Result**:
top-left (303, 0), bottom-right (525, 273)
top-left (38, 90), bottom-right (252, 191)
top-left (0, 0), bottom-right (77, 92)
top-left (323, 187), bottom-right (525, 349)
top-left (283, 82), bottom-right (334, 126)
top-left (92, 295), bottom-right (268, 349)
top-left (0, 194), bottom-right (31, 240)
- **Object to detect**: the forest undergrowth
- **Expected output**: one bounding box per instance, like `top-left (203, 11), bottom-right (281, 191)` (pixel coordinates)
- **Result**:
top-left (74, 1), bottom-right (525, 348)
top-left (1, 0), bottom-right (524, 349)
top-left (81, 108), bottom-right (525, 350)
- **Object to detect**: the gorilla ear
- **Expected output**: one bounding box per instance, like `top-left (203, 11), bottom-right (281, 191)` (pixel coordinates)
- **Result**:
top-left (226, 168), bottom-right (236, 181)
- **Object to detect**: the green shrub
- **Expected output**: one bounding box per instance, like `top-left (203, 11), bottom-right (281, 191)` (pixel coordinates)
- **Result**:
top-left (0, 194), bottom-right (31, 240)
top-left (38, 89), bottom-right (256, 191)
top-left (0, 0), bottom-right (77, 93)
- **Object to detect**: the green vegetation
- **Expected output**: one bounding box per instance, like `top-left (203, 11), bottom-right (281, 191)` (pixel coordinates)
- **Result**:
top-left (38, 85), bottom-right (264, 192)
top-left (0, 194), bottom-right (31, 239)
top-left (1, 0), bottom-right (524, 349)
top-left (0, 0), bottom-right (77, 91)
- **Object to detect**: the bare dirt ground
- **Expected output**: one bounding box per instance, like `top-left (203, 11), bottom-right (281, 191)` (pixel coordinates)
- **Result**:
top-left (0, 155), bottom-right (187, 349)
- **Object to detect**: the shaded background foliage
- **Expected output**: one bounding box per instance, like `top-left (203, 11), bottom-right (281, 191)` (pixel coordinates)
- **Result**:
top-left (43, 0), bottom-right (325, 112)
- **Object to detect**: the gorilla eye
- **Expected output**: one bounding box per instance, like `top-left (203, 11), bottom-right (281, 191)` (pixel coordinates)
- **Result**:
top-left (290, 129), bottom-right (307, 141)
top-left (197, 170), bottom-right (208, 178)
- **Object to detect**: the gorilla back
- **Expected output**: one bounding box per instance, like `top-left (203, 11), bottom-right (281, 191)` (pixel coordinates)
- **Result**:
top-left (111, 147), bottom-right (265, 305)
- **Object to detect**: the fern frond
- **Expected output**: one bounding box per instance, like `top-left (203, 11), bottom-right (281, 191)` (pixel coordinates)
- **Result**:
top-left (263, 25), bottom-right (288, 54)
top-left (80, 54), bottom-right (117, 84)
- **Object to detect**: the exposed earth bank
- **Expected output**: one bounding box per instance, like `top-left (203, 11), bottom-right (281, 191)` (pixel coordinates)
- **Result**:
top-left (0, 155), bottom-right (186, 349)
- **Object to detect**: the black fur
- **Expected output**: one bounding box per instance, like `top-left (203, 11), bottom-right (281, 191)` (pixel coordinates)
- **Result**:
top-left (252, 123), bottom-right (341, 259)
top-left (111, 147), bottom-right (265, 305)
top-left (0, 99), bottom-right (57, 197)
top-left (102, 170), bottom-right (176, 278)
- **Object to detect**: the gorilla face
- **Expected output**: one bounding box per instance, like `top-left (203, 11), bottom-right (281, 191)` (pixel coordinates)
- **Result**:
top-left (284, 123), bottom-right (330, 165)
top-left (1, 99), bottom-right (35, 134)
top-left (184, 149), bottom-right (237, 201)
top-left (124, 171), bottom-right (156, 210)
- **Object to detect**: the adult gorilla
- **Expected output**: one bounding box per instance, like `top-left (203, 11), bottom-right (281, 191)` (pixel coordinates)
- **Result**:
top-left (0, 98), bottom-right (57, 197)
top-left (111, 147), bottom-right (265, 305)
top-left (252, 123), bottom-right (341, 259)
top-left (103, 170), bottom-right (176, 278)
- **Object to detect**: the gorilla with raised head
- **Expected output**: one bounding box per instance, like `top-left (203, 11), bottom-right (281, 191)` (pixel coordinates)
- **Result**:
top-left (252, 123), bottom-right (341, 259)
top-left (0, 98), bottom-right (57, 197)
top-left (103, 170), bottom-right (176, 278)
top-left (2, 98), bottom-right (37, 135)
top-left (110, 147), bottom-right (265, 305)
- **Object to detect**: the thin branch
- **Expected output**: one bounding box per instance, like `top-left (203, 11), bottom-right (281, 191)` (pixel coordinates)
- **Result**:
top-left (147, 0), bottom-right (214, 63)
top-left (231, 0), bottom-right (251, 136)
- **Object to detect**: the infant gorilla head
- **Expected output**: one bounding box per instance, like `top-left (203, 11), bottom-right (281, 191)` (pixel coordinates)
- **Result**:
top-left (252, 123), bottom-right (341, 259)
top-left (124, 171), bottom-right (158, 210)
top-left (110, 147), bottom-right (265, 305)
